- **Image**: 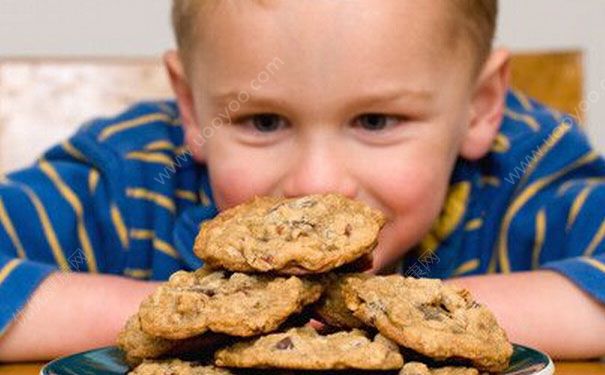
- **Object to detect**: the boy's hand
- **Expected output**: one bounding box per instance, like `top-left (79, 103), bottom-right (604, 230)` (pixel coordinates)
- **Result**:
top-left (448, 270), bottom-right (605, 359)
top-left (0, 272), bottom-right (160, 362)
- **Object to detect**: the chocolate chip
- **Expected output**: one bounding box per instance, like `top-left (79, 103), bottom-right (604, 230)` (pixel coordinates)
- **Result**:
top-left (191, 286), bottom-right (216, 296)
top-left (368, 299), bottom-right (387, 313)
top-left (274, 337), bottom-right (295, 350)
top-left (291, 219), bottom-right (314, 228)
top-left (293, 199), bottom-right (317, 208)
top-left (419, 305), bottom-right (444, 321)
top-left (344, 223), bottom-right (352, 236)
top-left (439, 303), bottom-right (452, 314)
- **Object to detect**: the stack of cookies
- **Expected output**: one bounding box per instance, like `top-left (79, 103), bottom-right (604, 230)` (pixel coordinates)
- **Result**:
top-left (118, 194), bottom-right (513, 375)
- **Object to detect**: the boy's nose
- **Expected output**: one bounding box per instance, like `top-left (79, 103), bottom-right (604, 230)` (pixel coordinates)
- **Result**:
top-left (279, 142), bottom-right (358, 199)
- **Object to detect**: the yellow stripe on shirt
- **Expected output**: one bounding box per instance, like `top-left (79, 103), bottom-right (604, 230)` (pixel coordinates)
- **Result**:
top-left (175, 190), bottom-right (198, 202)
top-left (199, 189), bottom-right (212, 207)
top-left (61, 141), bottom-right (87, 162)
top-left (452, 259), bottom-right (480, 276)
top-left (0, 198), bottom-right (26, 258)
top-left (124, 268), bottom-right (152, 279)
top-left (531, 209), bottom-right (546, 269)
top-left (6, 179), bottom-right (69, 271)
top-left (487, 251), bottom-right (498, 274)
top-left (557, 177), bottom-right (605, 197)
top-left (583, 219), bottom-right (605, 257)
top-left (511, 90), bottom-right (534, 111)
top-left (154, 238), bottom-right (179, 259)
top-left (548, 108), bottom-right (563, 122)
top-left (129, 229), bottom-right (179, 258)
top-left (144, 140), bottom-right (177, 151)
top-left (0, 259), bottom-right (22, 285)
top-left (88, 169), bottom-right (100, 194)
top-left (504, 109), bottom-right (540, 132)
top-left (497, 151), bottom-right (599, 273)
top-left (39, 160), bottom-right (98, 273)
top-left (130, 229), bottom-right (154, 240)
top-left (491, 134), bottom-right (510, 153)
top-left (464, 218), bottom-right (483, 232)
top-left (126, 152), bottom-right (175, 167)
top-left (516, 122), bottom-right (572, 191)
top-left (579, 257), bottom-right (605, 274)
top-left (176, 146), bottom-right (192, 155)
top-left (126, 188), bottom-right (176, 213)
top-left (111, 204), bottom-right (129, 249)
top-left (481, 176), bottom-right (501, 187)
top-left (566, 185), bottom-right (594, 230)
top-left (98, 113), bottom-right (173, 141)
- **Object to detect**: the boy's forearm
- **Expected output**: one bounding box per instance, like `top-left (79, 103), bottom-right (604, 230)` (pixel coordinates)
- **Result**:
top-left (448, 270), bottom-right (605, 360)
top-left (0, 272), bottom-right (159, 362)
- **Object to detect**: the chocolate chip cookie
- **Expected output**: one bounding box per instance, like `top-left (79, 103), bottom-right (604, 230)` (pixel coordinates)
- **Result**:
top-left (194, 194), bottom-right (386, 274)
top-left (400, 362), bottom-right (480, 375)
top-left (214, 326), bottom-right (403, 370)
top-left (129, 359), bottom-right (234, 375)
top-left (342, 275), bottom-right (512, 372)
top-left (313, 273), bottom-right (369, 329)
top-left (139, 270), bottom-right (323, 340)
top-left (117, 314), bottom-right (223, 367)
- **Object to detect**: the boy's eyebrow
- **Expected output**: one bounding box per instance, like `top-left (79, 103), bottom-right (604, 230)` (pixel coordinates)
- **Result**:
top-left (209, 91), bottom-right (290, 108)
top-left (344, 88), bottom-right (436, 107)
top-left (208, 87), bottom-right (435, 109)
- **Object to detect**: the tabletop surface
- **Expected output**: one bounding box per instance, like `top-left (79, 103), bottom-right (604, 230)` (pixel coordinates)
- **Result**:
top-left (1, 361), bottom-right (605, 375)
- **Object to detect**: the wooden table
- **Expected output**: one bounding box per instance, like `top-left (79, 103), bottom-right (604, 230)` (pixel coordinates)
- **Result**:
top-left (1, 361), bottom-right (605, 374)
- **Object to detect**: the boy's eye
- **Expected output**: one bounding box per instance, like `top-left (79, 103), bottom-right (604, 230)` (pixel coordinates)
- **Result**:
top-left (248, 114), bottom-right (286, 133)
top-left (354, 114), bottom-right (401, 131)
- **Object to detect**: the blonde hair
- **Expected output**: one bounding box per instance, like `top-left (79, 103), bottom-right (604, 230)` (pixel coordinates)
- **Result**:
top-left (448, 0), bottom-right (499, 65)
top-left (172, 0), bottom-right (498, 69)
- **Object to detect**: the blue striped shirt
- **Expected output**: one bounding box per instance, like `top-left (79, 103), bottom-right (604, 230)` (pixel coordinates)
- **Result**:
top-left (0, 91), bottom-right (604, 335)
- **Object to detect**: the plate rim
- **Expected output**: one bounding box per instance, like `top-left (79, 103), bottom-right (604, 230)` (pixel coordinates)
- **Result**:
top-left (40, 343), bottom-right (555, 375)
top-left (538, 358), bottom-right (555, 375)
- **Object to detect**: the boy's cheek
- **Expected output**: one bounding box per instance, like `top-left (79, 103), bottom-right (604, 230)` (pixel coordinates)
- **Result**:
top-left (371, 175), bottom-right (447, 271)
top-left (207, 160), bottom-right (278, 210)
top-left (368, 153), bottom-right (450, 209)
top-left (366, 157), bottom-right (452, 267)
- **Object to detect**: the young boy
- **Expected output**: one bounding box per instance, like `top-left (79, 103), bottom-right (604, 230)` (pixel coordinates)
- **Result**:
top-left (1, 0), bottom-right (604, 362)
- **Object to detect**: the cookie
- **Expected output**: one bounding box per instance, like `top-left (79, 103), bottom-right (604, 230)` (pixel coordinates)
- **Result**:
top-left (194, 194), bottom-right (386, 274)
top-left (400, 362), bottom-right (480, 375)
top-left (314, 273), bottom-right (368, 329)
top-left (139, 270), bottom-right (323, 339)
top-left (214, 326), bottom-right (403, 370)
top-left (118, 315), bottom-right (177, 365)
top-left (117, 315), bottom-right (223, 366)
top-left (342, 275), bottom-right (512, 372)
top-left (129, 359), bottom-right (234, 375)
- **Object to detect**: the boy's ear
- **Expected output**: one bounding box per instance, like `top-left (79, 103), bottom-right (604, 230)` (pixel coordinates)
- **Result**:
top-left (163, 50), bottom-right (206, 163)
top-left (460, 48), bottom-right (511, 161)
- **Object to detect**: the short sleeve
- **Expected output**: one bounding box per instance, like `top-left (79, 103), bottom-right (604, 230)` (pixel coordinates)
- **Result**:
top-left (0, 142), bottom-right (127, 334)
top-left (494, 109), bottom-right (605, 303)
top-left (540, 182), bottom-right (605, 303)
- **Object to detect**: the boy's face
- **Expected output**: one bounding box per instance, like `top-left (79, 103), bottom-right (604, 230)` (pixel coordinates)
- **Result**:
top-left (171, 0), bottom-right (507, 271)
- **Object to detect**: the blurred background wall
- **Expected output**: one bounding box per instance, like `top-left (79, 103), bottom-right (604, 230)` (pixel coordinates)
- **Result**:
top-left (1, 0), bottom-right (605, 154)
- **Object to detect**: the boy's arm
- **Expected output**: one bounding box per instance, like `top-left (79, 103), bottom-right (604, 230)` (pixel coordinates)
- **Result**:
top-left (449, 270), bottom-right (605, 359)
top-left (0, 272), bottom-right (159, 362)
top-left (0, 137), bottom-right (142, 360)
top-left (0, 102), bottom-right (185, 361)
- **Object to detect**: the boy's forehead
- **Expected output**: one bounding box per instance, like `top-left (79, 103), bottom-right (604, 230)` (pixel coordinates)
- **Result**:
top-left (190, 0), bottom-right (466, 103)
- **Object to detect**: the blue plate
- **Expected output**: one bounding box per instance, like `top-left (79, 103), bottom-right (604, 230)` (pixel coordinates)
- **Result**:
top-left (41, 344), bottom-right (554, 374)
